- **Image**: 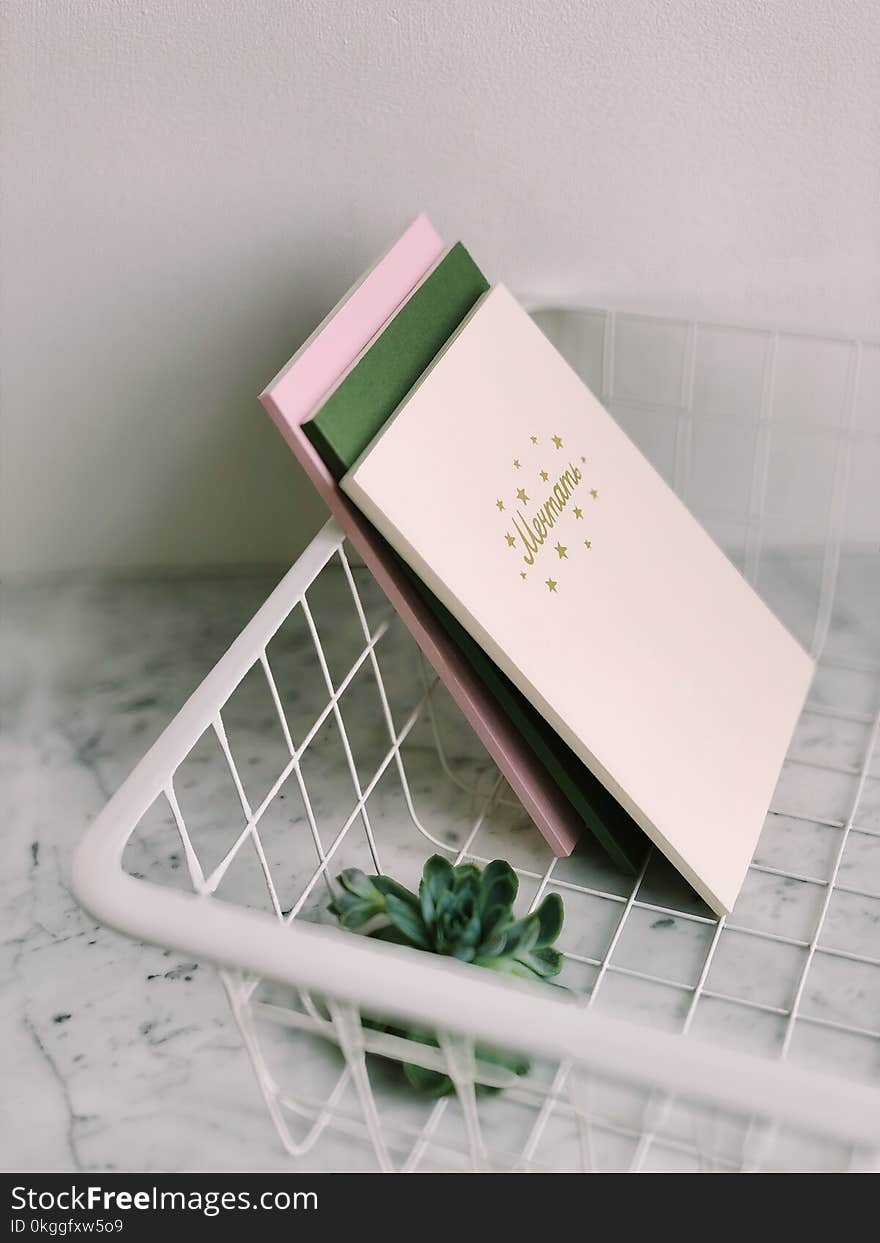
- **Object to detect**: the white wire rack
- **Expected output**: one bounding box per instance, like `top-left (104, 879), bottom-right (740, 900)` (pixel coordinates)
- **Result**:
top-left (72, 308), bottom-right (880, 1172)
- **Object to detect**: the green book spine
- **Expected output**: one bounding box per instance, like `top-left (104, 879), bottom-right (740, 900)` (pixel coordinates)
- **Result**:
top-left (304, 243), bottom-right (490, 478)
top-left (305, 244), bottom-right (647, 873)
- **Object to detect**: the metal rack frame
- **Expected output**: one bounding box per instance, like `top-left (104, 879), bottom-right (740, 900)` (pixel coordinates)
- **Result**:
top-left (72, 308), bottom-right (880, 1172)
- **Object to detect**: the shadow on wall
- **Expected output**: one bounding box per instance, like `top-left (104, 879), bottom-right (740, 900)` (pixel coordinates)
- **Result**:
top-left (5, 236), bottom-right (373, 579)
top-left (124, 248), bottom-right (335, 575)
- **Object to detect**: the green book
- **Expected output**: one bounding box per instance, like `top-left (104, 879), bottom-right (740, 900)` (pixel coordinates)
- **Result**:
top-left (305, 244), bottom-right (647, 872)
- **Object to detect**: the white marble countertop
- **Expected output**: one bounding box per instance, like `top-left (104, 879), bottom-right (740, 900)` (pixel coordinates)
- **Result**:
top-left (3, 557), bottom-right (879, 1172)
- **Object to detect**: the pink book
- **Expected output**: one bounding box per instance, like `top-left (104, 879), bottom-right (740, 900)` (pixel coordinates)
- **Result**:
top-left (259, 216), bottom-right (579, 856)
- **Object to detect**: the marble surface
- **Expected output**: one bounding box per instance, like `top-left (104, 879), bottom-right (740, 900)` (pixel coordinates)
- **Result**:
top-left (2, 553), bottom-right (880, 1172)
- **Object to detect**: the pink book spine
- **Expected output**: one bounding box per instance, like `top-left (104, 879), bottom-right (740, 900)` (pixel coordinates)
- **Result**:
top-left (260, 216), bottom-right (579, 856)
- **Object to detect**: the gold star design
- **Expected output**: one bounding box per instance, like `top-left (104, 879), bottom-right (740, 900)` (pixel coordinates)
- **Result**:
top-left (590, 489), bottom-right (599, 499)
top-left (530, 435), bottom-right (538, 444)
top-left (496, 498), bottom-right (505, 511)
top-left (539, 469), bottom-right (549, 482)
top-left (513, 459), bottom-right (521, 469)
top-left (573, 506), bottom-right (583, 519)
top-left (516, 487), bottom-right (529, 504)
top-left (545, 578), bottom-right (558, 593)
top-left (584, 539), bottom-right (592, 548)
top-left (554, 542), bottom-right (568, 559)
top-left (552, 434), bottom-right (563, 449)
top-left (505, 532), bottom-right (516, 548)
top-left (520, 571), bottom-right (527, 580)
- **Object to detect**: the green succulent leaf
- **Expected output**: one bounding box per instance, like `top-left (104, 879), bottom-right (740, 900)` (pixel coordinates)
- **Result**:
top-left (327, 893), bottom-right (379, 930)
top-left (533, 892), bottom-right (565, 946)
top-left (529, 945), bottom-right (564, 975)
top-left (479, 859), bottom-right (518, 917)
top-left (402, 1060), bottom-right (453, 1097)
top-left (475, 1044), bottom-right (532, 1084)
top-left (328, 868), bottom-right (390, 928)
top-left (384, 893), bottom-right (431, 950)
top-left (423, 854), bottom-right (455, 891)
top-left (478, 904), bottom-right (509, 945)
top-left (372, 874), bottom-right (422, 910)
top-left (395, 1028), bottom-right (532, 1098)
top-left (502, 913), bottom-right (540, 955)
top-left (479, 858), bottom-right (512, 888)
top-left (419, 854), bottom-right (455, 926)
top-left (476, 929), bottom-right (507, 960)
top-left (338, 868), bottom-right (382, 901)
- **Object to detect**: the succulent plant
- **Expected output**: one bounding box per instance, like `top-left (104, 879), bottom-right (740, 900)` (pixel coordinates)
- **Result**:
top-left (328, 854), bottom-right (565, 1096)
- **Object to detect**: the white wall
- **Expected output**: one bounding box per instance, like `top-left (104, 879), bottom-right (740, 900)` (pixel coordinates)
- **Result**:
top-left (2, 0), bottom-right (878, 577)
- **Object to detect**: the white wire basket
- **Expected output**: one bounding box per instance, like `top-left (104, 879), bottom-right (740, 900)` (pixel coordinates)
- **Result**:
top-left (72, 307), bottom-right (880, 1173)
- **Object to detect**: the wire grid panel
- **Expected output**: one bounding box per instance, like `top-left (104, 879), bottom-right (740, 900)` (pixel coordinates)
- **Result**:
top-left (76, 309), bottom-right (880, 1172)
top-left (531, 306), bottom-right (880, 659)
top-left (105, 529), bottom-right (880, 1172)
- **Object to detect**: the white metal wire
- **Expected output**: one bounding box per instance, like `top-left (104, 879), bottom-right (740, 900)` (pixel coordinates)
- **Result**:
top-left (72, 307), bottom-right (880, 1172)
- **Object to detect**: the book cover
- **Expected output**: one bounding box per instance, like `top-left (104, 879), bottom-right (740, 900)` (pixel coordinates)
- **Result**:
top-left (259, 219), bottom-right (580, 857)
top-left (341, 285), bottom-right (815, 915)
top-left (303, 246), bottom-right (647, 871)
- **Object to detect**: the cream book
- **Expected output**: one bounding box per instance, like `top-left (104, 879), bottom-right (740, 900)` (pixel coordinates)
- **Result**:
top-left (341, 285), bottom-right (814, 915)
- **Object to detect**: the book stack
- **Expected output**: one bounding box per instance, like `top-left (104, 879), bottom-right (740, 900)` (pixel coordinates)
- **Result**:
top-left (261, 217), bottom-right (813, 916)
